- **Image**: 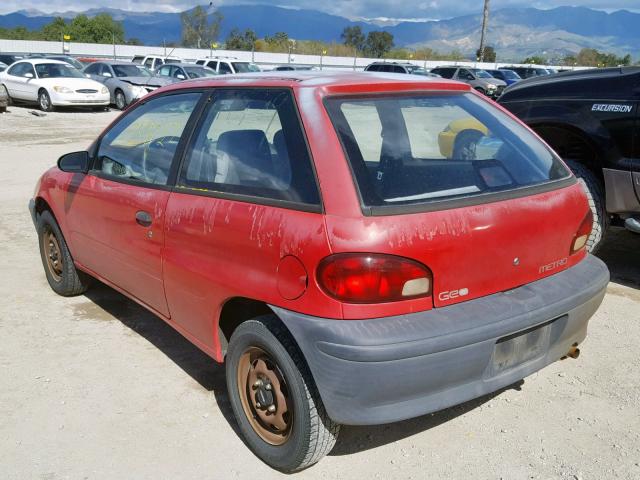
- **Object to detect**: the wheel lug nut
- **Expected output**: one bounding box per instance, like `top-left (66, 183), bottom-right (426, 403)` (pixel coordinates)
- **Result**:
top-left (267, 405), bottom-right (276, 413)
top-left (253, 380), bottom-right (263, 388)
top-left (265, 384), bottom-right (272, 391)
top-left (255, 402), bottom-right (261, 408)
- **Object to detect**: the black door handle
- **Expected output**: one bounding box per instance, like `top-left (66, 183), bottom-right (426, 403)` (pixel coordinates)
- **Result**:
top-left (135, 210), bottom-right (152, 227)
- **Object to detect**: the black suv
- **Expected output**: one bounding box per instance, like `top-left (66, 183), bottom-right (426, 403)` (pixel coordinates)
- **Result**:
top-left (499, 67), bottom-right (640, 251)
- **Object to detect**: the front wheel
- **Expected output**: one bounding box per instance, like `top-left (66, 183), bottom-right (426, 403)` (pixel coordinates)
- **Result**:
top-left (115, 90), bottom-right (127, 110)
top-left (37, 210), bottom-right (91, 296)
top-left (226, 316), bottom-right (340, 472)
top-left (38, 90), bottom-right (54, 112)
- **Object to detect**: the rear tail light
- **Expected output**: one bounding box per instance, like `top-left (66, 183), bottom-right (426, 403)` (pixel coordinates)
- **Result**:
top-left (317, 253), bottom-right (433, 303)
top-left (571, 209), bottom-right (593, 254)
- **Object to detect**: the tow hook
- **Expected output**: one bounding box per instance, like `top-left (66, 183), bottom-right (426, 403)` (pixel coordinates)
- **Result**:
top-left (561, 343), bottom-right (580, 360)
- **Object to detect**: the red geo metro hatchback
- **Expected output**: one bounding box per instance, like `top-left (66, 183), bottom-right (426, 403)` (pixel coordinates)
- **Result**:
top-left (30, 72), bottom-right (609, 471)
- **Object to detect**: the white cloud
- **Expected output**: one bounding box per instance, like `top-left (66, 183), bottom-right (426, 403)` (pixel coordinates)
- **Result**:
top-left (0, 0), bottom-right (638, 19)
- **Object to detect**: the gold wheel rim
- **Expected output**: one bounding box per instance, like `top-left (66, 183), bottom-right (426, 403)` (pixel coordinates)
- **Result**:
top-left (43, 228), bottom-right (63, 282)
top-left (237, 346), bottom-right (293, 445)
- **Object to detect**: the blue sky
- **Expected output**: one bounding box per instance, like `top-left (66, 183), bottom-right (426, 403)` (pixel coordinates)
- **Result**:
top-left (1, 0), bottom-right (639, 20)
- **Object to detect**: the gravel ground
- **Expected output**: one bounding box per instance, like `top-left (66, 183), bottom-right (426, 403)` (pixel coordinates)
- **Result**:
top-left (1, 105), bottom-right (639, 480)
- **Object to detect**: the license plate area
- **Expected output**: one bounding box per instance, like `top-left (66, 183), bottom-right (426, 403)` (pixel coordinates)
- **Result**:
top-left (488, 316), bottom-right (564, 376)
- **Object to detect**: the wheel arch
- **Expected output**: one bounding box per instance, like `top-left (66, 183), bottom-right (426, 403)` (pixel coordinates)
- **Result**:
top-left (530, 122), bottom-right (605, 182)
top-left (216, 297), bottom-right (279, 359)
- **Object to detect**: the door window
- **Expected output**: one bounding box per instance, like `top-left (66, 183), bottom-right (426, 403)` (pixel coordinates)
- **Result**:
top-left (84, 63), bottom-right (100, 75)
top-left (218, 62), bottom-right (233, 74)
top-left (7, 62), bottom-right (34, 77)
top-left (178, 89), bottom-right (320, 206)
top-left (96, 93), bottom-right (201, 186)
top-left (157, 65), bottom-right (172, 77)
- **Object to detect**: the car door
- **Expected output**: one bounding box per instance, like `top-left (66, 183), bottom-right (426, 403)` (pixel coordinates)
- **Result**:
top-left (4, 62), bottom-right (34, 99)
top-left (162, 88), bottom-right (325, 351)
top-left (63, 91), bottom-right (203, 317)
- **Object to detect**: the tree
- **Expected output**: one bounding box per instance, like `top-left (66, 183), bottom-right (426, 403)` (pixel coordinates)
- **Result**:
top-left (181, 5), bottom-right (222, 48)
top-left (341, 26), bottom-right (365, 52)
top-left (523, 55), bottom-right (546, 65)
top-left (476, 46), bottom-right (496, 62)
top-left (365, 31), bottom-right (394, 58)
top-left (264, 32), bottom-right (290, 52)
top-left (226, 28), bottom-right (257, 51)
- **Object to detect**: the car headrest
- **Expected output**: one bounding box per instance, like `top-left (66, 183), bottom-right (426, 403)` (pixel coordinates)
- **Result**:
top-left (217, 129), bottom-right (273, 179)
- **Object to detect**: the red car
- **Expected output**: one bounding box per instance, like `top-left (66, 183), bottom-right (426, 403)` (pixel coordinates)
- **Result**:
top-left (30, 72), bottom-right (609, 471)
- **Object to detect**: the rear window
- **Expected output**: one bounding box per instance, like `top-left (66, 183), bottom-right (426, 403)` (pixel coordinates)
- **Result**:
top-left (325, 93), bottom-right (570, 211)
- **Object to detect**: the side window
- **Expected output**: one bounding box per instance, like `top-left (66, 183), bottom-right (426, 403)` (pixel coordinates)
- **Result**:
top-left (219, 62), bottom-right (232, 74)
top-left (173, 67), bottom-right (185, 79)
top-left (435, 68), bottom-right (454, 79)
top-left (158, 65), bottom-right (172, 77)
top-left (8, 63), bottom-right (32, 77)
top-left (341, 102), bottom-right (382, 164)
top-left (207, 61), bottom-right (218, 71)
top-left (367, 65), bottom-right (380, 72)
top-left (393, 66), bottom-right (406, 74)
top-left (84, 63), bottom-right (99, 75)
top-left (144, 58), bottom-right (154, 69)
top-left (178, 89), bottom-right (320, 206)
top-left (96, 93), bottom-right (201, 186)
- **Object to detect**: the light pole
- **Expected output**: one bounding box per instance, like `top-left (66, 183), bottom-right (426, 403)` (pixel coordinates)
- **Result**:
top-left (478, 0), bottom-right (490, 62)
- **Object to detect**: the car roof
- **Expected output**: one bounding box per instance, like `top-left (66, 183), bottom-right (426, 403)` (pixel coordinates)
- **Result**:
top-left (149, 71), bottom-right (470, 97)
top-left (12, 59), bottom-right (68, 66)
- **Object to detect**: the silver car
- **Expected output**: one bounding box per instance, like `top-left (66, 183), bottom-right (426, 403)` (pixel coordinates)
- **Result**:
top-left (153, 63), bottom-right (218, 84)
top-left (83, 61), bottom-right (157, 110)
top-left (430, 66), bottom-right (507, 98)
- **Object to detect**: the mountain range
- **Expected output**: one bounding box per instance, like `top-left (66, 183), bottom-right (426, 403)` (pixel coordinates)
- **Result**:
top-left (1, 5), bottom-right (638, 61)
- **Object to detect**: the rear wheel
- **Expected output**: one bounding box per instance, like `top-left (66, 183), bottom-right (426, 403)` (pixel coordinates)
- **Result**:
top-left (115, 89), bottom-right (127, 110)
top-left (37, 210), bottom-right (91, 296)
top-left (565, 160), bottom-right (608, 253)
top-left (1, 84), bottom-right (11, 107)
top-left (226, 316), bottom-right (340, 472)
top-left (38, 89), bottom-right (53, 112)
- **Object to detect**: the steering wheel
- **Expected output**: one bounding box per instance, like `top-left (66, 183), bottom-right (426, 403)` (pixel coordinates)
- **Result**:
top-left (142, 136), bottom-right (181, 182)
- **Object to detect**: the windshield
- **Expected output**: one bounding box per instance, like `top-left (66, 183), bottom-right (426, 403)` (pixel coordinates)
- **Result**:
top-left (49, 56), bottom-right (83, 69)
top-left (325, 93), bottom-right (569, 210)
top-left (35, 63), bottom-right (85, 79)
top-left (113, 64), bottom-right (147, 77)
top-left (184, 67), bottom-right (217, 78)
top-left (232, 62), bottom-right (260, 73)
top-left (471, 69), bottom-right (493, 78)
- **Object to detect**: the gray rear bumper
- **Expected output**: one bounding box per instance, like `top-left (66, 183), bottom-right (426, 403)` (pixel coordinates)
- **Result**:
top-left (272, 255), bottom-right (609, 425)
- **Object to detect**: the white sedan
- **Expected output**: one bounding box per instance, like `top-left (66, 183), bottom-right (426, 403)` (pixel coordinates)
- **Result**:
top-left (0, 59), bottom-right (110, 111)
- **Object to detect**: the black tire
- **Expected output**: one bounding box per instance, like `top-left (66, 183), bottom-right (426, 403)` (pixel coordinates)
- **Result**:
top-left (38, 89), bottom-right (54, 112)
top-left (37, 210), bottom-right (91, 296)
top-left (226, 316), bottom-right (340, 472)
top-left (565, 160), bottom-right (608, 253)
top-left (114, 89), bottom-right (127, 110)
top-left (474, 87), bottom-right (486, 95)
top-left (1, 84), bottom-right (12, 106)
top-left (452, 129), bottom-right (484, 160)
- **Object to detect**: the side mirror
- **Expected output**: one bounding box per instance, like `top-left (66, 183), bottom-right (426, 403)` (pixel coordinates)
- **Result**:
top-left (176, 74), bottom-right (186, 80)
top-left (58, 151), bottom-right (89, 174)
top-left (85, 73), bottom-right (91, 78)
top-left (24, 72), bottom-right (34, 79)
top-left (102, 72), bottom-right (112, 78)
